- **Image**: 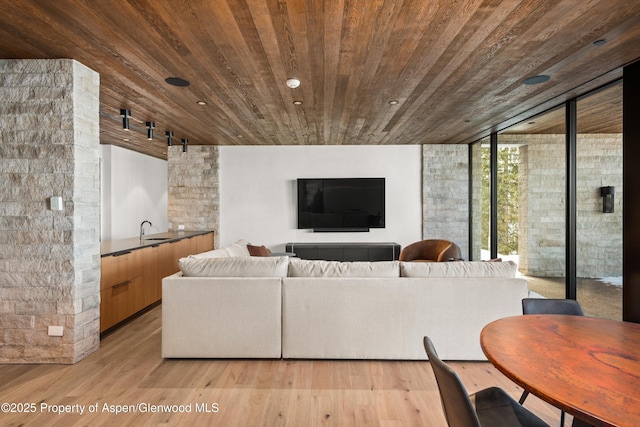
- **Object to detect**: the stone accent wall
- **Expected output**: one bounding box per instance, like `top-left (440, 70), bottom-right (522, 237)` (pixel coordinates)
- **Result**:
top-left (422, 144), bottom-right (469, 259)
top-left (0, 59), bottom-right (100, 363)
top-left (167, 145), bottom-right (219, 240)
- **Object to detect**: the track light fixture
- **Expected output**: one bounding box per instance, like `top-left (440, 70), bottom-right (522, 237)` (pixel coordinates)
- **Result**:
top-left (181, 138), bottom-right (188, 153)
top-left (120, 109), bottom-right (131, 130)
top-left (166, 131), bottom-right (174, 146)
top-left (146, 121), bottom-right (155, 139)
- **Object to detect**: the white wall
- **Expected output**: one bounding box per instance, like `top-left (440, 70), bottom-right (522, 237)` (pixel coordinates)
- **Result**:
top-left (101, 145), bottom-right (168, 241)
top-left (219, 145), bottom-right (422, 251)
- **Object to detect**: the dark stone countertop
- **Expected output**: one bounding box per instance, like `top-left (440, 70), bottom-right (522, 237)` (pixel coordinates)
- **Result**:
top-left (100, 230), bottom-right (213, 257)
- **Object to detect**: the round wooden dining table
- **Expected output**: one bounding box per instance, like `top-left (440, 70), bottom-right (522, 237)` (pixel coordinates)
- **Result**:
top-left (480, 315), bottom-right (640, 427)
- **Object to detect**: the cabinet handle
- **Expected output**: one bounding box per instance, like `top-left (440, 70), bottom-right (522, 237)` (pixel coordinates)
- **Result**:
top-left (113, 280), bottom-right (131, 289)
top-left (112, 251), bottom-right (132, 257)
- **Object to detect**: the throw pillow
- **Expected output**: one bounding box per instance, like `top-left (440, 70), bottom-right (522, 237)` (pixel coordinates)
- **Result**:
top-left (188, 248), bottom-right (229, 259)
top-left (225, 239), bottom-right (251, 257)
top-left (248, 244), bottom-right (271, 257)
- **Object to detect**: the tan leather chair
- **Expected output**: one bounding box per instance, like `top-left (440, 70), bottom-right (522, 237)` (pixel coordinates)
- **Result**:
top-left (399, 239), bottom-right (461, 262)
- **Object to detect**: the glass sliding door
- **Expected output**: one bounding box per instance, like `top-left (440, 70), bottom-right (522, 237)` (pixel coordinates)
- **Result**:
top-left (576, 82), bottom-right (623, 320)
top-left (497, 106), bottom-right (566, 297)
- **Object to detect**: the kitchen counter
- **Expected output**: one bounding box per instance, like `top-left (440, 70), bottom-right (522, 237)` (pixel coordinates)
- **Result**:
top-left (101, 230), bottom-right (214, 256)
top-left (99, 230), bottom-right (215, 333)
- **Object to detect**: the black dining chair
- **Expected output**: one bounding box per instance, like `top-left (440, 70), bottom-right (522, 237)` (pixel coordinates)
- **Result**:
top-left (522, 298), bottom-right (584, 317)
top-left (423, 336), bottom-right (550, 427)
top-left (520, 298), bottom-right (585, 427)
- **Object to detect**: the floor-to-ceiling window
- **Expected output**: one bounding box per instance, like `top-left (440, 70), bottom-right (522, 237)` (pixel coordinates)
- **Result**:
top-left (576, 82), bottom-right (623, 320)
top-left (497, 106), bottom-right (567, 296)
top-left (470, 82), bottom-right (624, 319)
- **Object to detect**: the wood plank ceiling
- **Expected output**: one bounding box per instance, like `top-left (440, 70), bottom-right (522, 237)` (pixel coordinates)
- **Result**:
top-left (0, 0), bottom-right (639, 159)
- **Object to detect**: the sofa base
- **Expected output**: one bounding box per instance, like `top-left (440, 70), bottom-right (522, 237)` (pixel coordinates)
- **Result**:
top-left (282, 278), bottom-right (528, 360)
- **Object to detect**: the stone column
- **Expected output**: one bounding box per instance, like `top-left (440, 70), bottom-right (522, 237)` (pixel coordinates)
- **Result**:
top-left (167, 145), bottom-right (219, 240)
top-left (0, 59), bottom-right (100, 363)
top-left (422, 144), bottom-right (469, 259)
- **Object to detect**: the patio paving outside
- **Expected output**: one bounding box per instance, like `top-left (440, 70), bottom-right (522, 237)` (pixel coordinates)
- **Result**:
top-left (523, 275), bottom-right (622, 321)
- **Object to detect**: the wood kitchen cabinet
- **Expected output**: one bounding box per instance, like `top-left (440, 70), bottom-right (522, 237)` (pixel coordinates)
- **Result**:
top-left (100, 231), bottom-right (214, 333)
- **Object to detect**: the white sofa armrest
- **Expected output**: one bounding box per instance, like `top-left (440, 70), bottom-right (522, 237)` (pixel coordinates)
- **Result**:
top-left (162, 273), bottom-right (282, 358)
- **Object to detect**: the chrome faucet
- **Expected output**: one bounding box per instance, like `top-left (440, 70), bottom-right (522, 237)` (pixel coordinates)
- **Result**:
top-left (140, 220), bottom-right (152, 241)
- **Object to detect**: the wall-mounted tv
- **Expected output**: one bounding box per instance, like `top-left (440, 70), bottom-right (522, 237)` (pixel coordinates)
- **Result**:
top-left (297, 178), bottom-right (385, 232)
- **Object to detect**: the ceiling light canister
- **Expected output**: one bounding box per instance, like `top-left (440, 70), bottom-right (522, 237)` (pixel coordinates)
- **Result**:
top-left (286, 78), bottom-right (301, 88)
top-left (166, 131), bottom-right (173, 146)
top-left (181, 138), bottom-right (188, 153)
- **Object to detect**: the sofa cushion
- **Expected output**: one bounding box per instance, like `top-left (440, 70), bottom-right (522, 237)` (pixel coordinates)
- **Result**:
top-left (288, 259), bottom-right (400, 277)
top-left (179, 256), bottom-right (289, 277)
top-left (400, 260), bottom-right (517, 278)
top-left (187, 239), bottom-right (251, 259)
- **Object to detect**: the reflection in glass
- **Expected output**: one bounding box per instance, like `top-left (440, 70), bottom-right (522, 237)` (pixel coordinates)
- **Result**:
top-left (470, 137), bottom-right (490, 260)
top-left (498, 106), bottom-right (567, 299)
top-left (576, 82), bottom-right (623, 320)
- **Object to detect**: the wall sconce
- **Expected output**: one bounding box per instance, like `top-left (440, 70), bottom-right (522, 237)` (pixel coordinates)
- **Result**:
top-left (600, 186), bottom-right (615, 213)
top-left (181, 138), bottom-right (188, 153)
top-left (146, 121), bottom-right (155, 139)
top-left (166, 131), bottom-right (173, 146)
top-left (120, 109), bottom-right (131, 130)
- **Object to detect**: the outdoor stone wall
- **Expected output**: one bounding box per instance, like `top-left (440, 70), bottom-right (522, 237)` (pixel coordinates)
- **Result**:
top-left (0, 59), bottom-right (101, 363)
top-left (514, 134), bottom-right (567, 277)
top-left (422, 144), bottom-right (469, 259)
top-left (576, 134), bottom-right (623, 278)
top-left (511, 133), bottom-right (622, 278)
top-left (167, 145), bottom-right (219, 241)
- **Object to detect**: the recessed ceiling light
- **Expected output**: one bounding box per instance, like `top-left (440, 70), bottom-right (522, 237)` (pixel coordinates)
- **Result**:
top-left (593, 39), bottom-right (608, 46)
top-left (523, 75), bottom-right (551, 85)
top-left (293, 100), bottom-right (303, 105)
top-left (123, 138), bottom-right (130, 142)
top-left (165, 77), bottom-right (190, 87)
top-left (286, 78), bottom-right (301, 88)
top-left (196, 100), bottom-right (207, 105)
top-left (388, 100), bottom-right (399, 105)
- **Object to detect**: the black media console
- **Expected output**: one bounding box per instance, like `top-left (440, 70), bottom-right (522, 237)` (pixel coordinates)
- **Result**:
top-left (285, 242), bottom-right (401, 262)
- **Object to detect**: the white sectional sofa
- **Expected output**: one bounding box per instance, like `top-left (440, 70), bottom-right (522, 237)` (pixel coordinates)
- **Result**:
top-left (162, 242), bottom-right (528, 360)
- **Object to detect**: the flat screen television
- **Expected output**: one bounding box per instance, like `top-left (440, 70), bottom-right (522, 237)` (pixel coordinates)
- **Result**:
top-left (297, 178), bottom-right (385, 232)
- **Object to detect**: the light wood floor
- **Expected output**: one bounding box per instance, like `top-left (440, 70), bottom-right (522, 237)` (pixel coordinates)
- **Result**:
top-left (1, 306), bottom-right (567, 426)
